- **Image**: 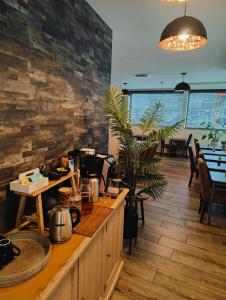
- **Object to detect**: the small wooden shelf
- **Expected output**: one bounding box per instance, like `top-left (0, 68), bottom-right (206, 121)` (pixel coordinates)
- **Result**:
top-left (13, 172), bottom-right (78, 234)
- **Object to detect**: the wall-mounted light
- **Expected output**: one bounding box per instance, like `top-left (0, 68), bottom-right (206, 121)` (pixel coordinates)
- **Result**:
top-left (159, 2), bottom-right (207, 51)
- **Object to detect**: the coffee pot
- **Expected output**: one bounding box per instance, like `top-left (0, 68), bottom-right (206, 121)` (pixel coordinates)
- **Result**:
top-left (48, 205), bottom-right (81, 243)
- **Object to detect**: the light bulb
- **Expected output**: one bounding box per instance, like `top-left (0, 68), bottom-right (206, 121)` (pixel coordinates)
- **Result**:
top-left (178, 34), bottom-right (189, 41)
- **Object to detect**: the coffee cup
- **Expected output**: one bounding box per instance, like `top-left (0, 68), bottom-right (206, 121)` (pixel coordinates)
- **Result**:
top-left (0, 238), bottom-right (20, 267)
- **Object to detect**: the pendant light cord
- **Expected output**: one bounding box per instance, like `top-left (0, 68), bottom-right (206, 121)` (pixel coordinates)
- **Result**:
top-left (184, 1), bottom-right (187, 16)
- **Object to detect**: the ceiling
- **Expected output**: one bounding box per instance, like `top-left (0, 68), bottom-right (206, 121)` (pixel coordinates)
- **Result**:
top-left (87, 0), bottom-right (226, 90)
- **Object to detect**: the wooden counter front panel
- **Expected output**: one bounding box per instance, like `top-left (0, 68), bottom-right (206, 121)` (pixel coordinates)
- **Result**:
top-left (46, 263), bottom-right (77, 300)
top-left (102, 201), bottom-right (124, 299)
top-left (79, 230), bottom-right (103, 300)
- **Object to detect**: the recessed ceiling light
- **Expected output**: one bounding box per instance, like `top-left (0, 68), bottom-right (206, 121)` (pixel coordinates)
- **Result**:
top-left (161, 0), bottom-right (187, 2)
top-left (135, 74), bottom-right (148, 78)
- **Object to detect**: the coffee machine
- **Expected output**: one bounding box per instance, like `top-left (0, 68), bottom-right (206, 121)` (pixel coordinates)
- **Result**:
top-left (68, 149), bottom-right (117, 193)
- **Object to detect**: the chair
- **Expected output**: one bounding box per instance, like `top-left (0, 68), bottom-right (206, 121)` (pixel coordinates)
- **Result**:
top-left (198, 158), bottom-right (226, 223)
top-left (197, 158), bottom-right (212, 222)
top-left (194, 139), bottom-right (201, 163)
top-left (160, 139), bottom-right (172, 156)
top-left (188, 146), bottom-right (199, 187)
top-left (183, 134), bottom-right (192, 158)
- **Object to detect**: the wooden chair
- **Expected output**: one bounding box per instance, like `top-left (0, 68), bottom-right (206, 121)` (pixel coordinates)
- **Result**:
top-left (183, 134), bottom-right (192, 158)
top-left (197, 158), bottom-right (211, 222)
top-left (194, 139), bottom-right (201, 163)
top-left (188, 146), bottom-right (199, 187)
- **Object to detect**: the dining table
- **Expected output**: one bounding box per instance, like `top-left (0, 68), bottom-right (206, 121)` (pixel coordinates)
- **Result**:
top-left (200, 145), bottom-right (222, 151)
top-left (206, 161), bottom-right (226, 172)
top-left (203, 154), bottom-right (226, 163)
top-left (201, 149), bottom-right (226, 156)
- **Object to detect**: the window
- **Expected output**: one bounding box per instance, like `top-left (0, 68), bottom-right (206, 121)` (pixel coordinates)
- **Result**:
top-left (186, 92), bottom-right (226, 129)
top-left (130, 92), bottom-right (186, 126)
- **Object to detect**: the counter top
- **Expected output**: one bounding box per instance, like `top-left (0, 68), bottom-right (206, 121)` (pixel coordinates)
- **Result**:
top-left (0, 189), bottom-right (129, 300)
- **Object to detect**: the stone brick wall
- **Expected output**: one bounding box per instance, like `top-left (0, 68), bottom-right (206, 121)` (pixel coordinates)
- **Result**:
top-left (0, 0), bottom-right (112, 233)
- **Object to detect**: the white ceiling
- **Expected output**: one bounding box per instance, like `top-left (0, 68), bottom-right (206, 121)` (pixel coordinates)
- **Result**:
top-left (87, 0), bottom-right (226, 90)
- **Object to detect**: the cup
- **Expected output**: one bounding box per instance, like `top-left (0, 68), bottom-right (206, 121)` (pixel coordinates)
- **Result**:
top-left (107, 178), bottom-right (122, 197)
top-left (0, 238), bottom-right (20, 267)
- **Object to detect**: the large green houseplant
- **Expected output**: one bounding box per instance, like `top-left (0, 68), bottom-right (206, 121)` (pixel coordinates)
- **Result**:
top-left (105, 88), bottom-right (181, 242)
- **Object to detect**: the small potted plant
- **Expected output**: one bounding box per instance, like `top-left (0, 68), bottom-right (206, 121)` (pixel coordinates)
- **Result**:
top-left (201, 120), bottom-right (225, 146)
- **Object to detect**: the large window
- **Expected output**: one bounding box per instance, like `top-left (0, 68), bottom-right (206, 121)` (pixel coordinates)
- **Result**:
top-left (130, 92), bottom-right (186, 126)
top-left (186, 92), bottom-right (226, 129)
top-left (130, 90), bottom-right (226, 130)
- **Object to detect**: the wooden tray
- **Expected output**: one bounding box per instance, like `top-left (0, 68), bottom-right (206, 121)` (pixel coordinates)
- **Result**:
top-left (74, 205), bottom-right (113, 237)
top-left (0, 231), bottom-right (51, 287)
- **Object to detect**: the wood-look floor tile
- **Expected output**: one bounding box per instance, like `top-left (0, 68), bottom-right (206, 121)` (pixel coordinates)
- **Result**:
top-left (171, 250), bottom-right (226, 276)
top-left (139, 222), bottom-right (188, 243)
top-left (135, 238), bottom-right (173, 259)
top-left (159, 236), bottom-right (226, 267)
top-left (187, 234), bottom-right (226, 255)
top-left (130, 247), bottom-right (203, 282)
top-left (186, 220), bottom-right (226, 237)
top-left (144, 210), bottom-right (186, 226)
top-left (154, 271), bottom-right (226, 300)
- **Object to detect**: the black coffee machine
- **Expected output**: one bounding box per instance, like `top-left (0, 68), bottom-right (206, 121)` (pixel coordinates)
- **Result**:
top-left (68, 149), bottom-right (117, 193)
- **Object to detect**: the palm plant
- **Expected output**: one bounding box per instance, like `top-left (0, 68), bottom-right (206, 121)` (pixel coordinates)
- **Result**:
top-left (105, 87), bottom-right (182, 208)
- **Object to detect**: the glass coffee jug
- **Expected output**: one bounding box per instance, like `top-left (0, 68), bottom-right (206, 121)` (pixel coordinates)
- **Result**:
top-left (80, 178), bottom-right (94, 214)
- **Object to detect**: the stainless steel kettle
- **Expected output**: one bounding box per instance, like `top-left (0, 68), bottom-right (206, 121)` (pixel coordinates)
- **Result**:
top-left (48, 205), bottom-right (81, 243)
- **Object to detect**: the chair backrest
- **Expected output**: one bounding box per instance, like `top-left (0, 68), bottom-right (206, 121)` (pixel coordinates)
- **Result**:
top-left (188, 146), bottom-right (196, 172)
top-left (197, 158), bottom-right (211, 201)
top-left (145, 143), bottom-right (159, 161)
top-left (140, 149), bottom-right (148, 161)
top-left (194, 139), bottom-right (201, 159)
top-left (185, 134), bottom-right (192, 150)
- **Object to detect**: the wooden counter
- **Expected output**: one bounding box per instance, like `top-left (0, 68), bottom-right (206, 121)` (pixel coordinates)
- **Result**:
top-left (0, 189), bottom-right (129, 300)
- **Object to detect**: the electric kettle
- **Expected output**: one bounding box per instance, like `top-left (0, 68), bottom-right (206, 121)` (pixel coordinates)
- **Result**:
top-left (48, 205), bottom-right (81, 243)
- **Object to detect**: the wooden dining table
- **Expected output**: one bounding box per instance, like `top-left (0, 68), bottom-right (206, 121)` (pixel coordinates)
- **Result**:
top-left (203, 154), bottom-right (226, 163)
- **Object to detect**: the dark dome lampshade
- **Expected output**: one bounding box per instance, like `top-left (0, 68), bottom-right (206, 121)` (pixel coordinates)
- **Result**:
top-left (174, 72), bottom-right (190, 92)
top-left (159, 16), bottom-right (207, 51)
top-left (174, 81), bottom-right (190, 92)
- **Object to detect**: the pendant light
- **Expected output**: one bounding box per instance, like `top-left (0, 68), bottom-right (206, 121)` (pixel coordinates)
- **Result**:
top-left (122, 83), bottom-right (129, 95)
top-left (159, 1), bottom-right (207, 51)
top-left (174, 73), bottom-right (190, 92)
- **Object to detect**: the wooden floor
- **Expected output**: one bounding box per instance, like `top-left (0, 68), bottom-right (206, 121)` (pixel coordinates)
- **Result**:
top-left (112, 157), bottom-right (226, 300)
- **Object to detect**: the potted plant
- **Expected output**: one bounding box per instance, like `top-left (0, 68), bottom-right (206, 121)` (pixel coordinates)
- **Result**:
top-left (105, 88), bottom-right (182, 248)
top-left (201, 120), bottom-right (225, 146)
